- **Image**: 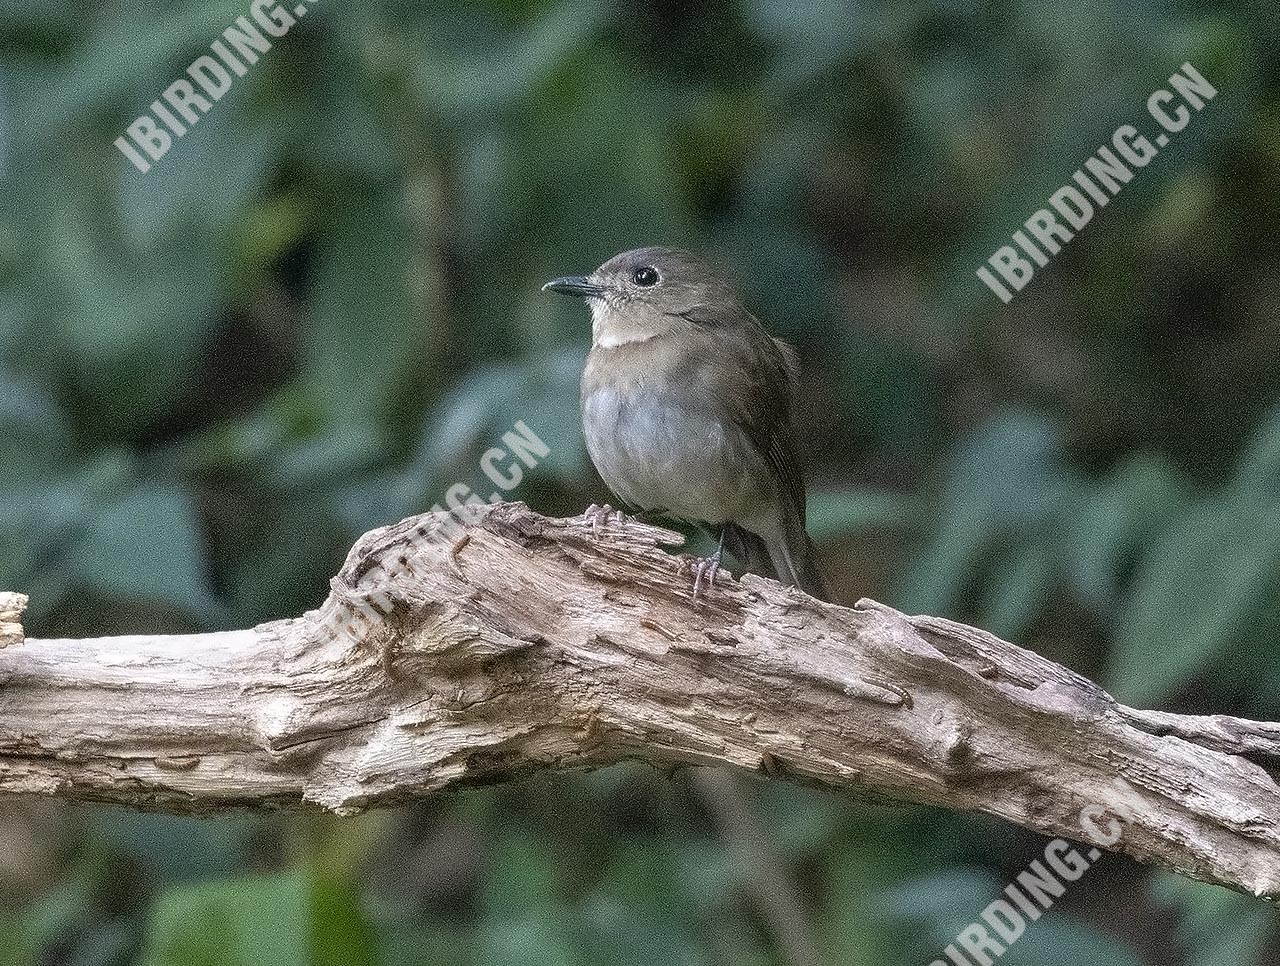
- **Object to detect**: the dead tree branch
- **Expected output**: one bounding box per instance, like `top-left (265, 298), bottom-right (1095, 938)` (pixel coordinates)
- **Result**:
top-left (1, 504), bottom-right (1277, 901)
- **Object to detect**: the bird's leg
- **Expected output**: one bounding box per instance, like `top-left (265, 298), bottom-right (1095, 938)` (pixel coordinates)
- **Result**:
top-left (584, 503), bottom-right (627, 534)
top-left (691, 529), bottom-right (726, 602)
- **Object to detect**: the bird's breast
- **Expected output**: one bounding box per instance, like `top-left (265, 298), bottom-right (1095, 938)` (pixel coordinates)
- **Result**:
top-left (580, 374), bottom-right (774, 525)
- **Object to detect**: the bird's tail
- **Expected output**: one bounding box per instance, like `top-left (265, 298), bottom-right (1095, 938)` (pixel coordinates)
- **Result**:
top-left (716, 523), bottom-right (777, 581)
top-left (778, 530), bottom-right (833, 603)
top-left (716, 521), bottom-right (833, 603)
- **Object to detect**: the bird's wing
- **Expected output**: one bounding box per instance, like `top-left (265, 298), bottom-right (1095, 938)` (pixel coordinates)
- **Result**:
top-left (675, 304), bottom-right (807, 527)
top-left (763, 337), bottom-right (806, 527)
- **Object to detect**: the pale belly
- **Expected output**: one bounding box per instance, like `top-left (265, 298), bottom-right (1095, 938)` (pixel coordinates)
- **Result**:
top-left (581, 384), bottom-right (775, 526)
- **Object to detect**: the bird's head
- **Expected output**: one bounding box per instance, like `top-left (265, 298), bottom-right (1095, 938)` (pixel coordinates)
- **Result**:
top-left (542, 246), bottom-right (741, 348)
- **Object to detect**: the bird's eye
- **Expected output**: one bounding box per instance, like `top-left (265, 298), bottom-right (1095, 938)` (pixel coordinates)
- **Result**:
top-left (633, 266), bottom-right (659, 287)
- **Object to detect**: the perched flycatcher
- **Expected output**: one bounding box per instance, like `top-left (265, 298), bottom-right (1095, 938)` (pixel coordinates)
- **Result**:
top-left (544, 246), bottom-right (831, 602)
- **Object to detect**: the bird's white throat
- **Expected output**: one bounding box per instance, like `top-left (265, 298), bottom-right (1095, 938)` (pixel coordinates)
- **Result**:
top-left (589, 298), bottom-right (660, 348)
top-left (595, 331), bottom-right (660, 348)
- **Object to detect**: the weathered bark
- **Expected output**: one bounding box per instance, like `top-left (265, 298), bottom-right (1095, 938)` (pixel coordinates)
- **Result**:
top-left (0, 592), bottom-right (26, 648)
top-left (1, 504), bottom-right (1277, 902)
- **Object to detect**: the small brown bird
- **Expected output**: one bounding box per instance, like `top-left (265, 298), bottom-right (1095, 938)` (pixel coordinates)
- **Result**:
top-left (543, 246), bottom-right (830, 601)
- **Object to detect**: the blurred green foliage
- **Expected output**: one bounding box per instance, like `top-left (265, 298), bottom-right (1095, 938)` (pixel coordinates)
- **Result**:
top-left (2, 0), bottom-right (1279, 962)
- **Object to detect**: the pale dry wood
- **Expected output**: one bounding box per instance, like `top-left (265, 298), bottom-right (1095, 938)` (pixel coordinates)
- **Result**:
top-left (0, 592), bottom-right (26, 648)
top-left (1, 504), bottom-right (1277, 902)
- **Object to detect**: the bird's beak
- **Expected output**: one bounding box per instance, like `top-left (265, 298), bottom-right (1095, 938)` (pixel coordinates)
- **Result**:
top-left (542, 275), bottom-right (606, 298)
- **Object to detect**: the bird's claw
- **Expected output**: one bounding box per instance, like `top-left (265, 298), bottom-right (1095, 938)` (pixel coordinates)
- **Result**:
top-left (584, 503), bottom-right (627, 534)
top-left (690, 552), bottom-right (722, 603)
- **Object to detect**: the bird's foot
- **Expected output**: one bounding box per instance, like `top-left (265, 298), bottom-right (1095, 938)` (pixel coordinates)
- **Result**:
top-left (690, 550), bottom-right (723, 603)
top-left (584, 503), bottom-right (627, 535)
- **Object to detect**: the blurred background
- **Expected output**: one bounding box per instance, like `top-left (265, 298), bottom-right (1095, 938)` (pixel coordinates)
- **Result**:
top-left (2, 0), bottom-right (1279, 963)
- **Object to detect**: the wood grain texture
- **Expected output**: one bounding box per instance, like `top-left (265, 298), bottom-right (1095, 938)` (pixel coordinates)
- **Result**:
top-left (0, 592), bottom-right (26, 648)
top-left (1, 504), bottom-right (1277, 901)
